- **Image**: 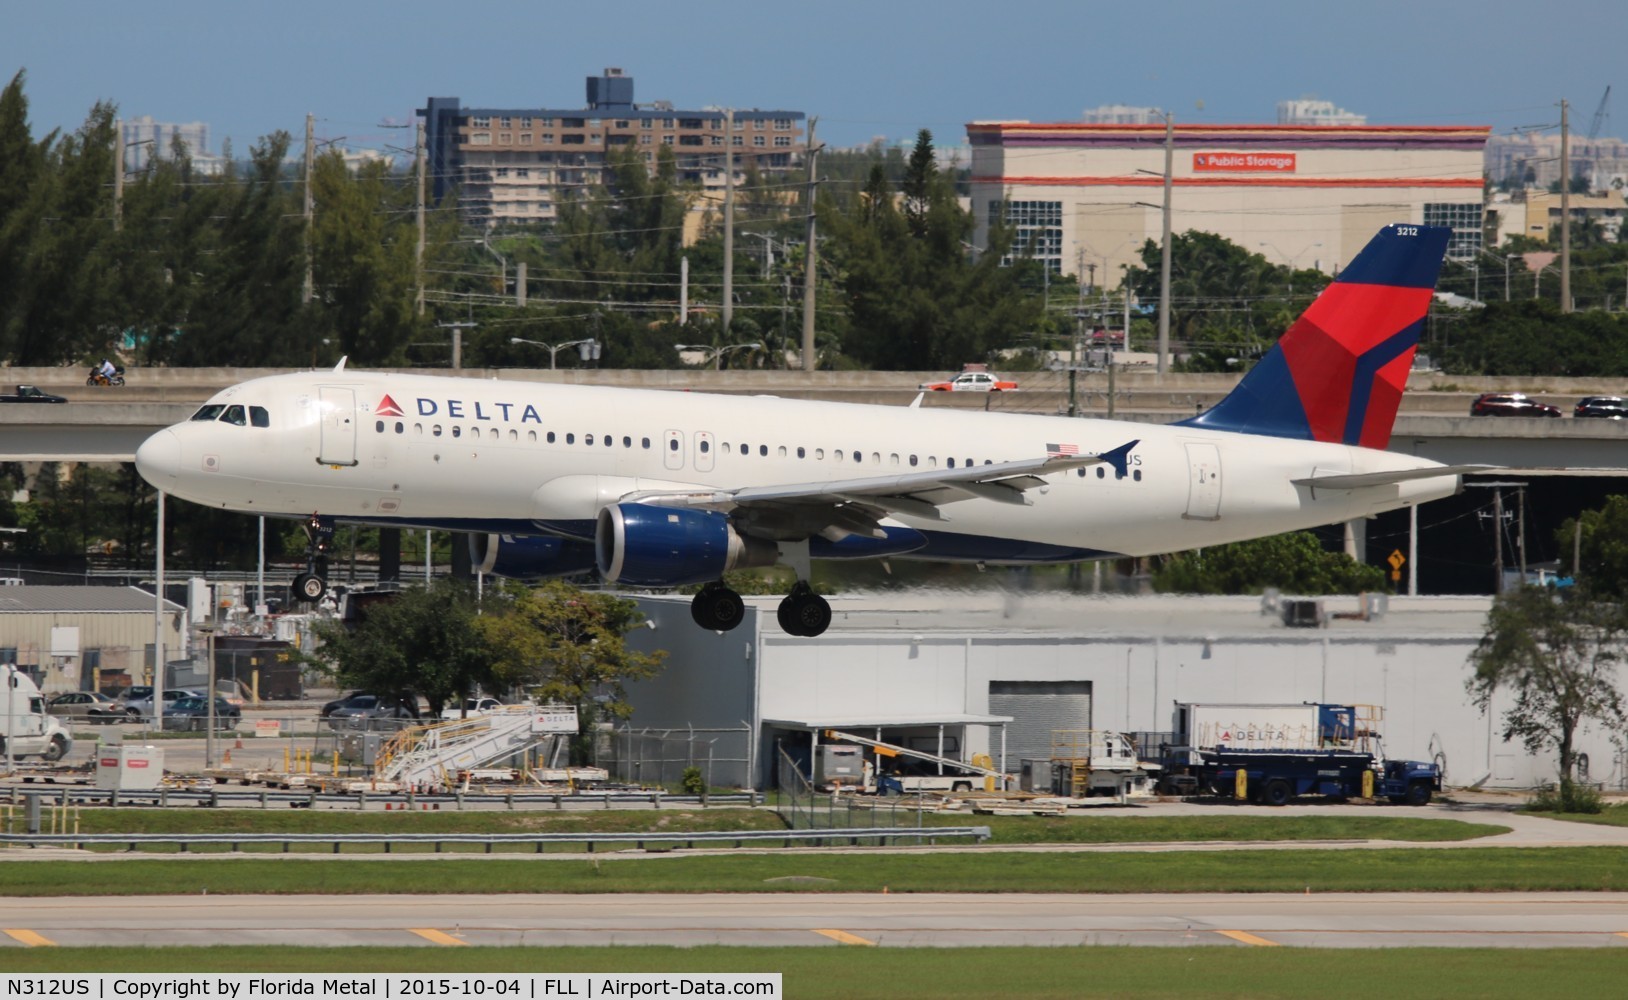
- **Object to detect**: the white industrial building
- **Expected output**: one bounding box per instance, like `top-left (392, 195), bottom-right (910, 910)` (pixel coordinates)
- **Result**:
top-left (622, 591), bottom-right (1621, 793)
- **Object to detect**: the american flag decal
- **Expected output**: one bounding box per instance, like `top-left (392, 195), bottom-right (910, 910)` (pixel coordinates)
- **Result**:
top-left (1046, 442), bottom-right (1079, 455)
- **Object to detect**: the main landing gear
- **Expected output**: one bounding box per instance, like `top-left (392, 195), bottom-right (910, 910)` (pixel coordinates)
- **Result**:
top-left (689, 580), bottom-right (833, 637)
top-left (291, 513), bottom-right (335, 604)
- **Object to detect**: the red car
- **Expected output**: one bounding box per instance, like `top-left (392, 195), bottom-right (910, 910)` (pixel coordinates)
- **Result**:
top-left (918, 371), bottom-right (1018, 392)
top-left (1469, 393), bottom-right (1562, 417)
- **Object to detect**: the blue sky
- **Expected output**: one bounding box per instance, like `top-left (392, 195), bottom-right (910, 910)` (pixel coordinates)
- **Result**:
top-left (5, 1), bottom-right (1619, 157)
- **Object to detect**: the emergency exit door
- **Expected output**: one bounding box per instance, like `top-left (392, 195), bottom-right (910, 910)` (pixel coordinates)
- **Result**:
top-left (1183, 442), bottom-right (1222, 520)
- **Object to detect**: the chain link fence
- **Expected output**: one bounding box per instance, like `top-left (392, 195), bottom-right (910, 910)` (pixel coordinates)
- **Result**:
top-left (600, 725), bottom-right (755, 790)
top-left (774, 744), bottom-right (930, 832)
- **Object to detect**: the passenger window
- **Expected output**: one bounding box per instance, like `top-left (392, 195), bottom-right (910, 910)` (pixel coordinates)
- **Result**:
top-left (948, 458), bottom-right (956, 468)
top-left (759, 445), bottom-right (768, 457)
top-left (797, 447), bottom-right (805, 459)
top-left (1096, 467), bottom-right (1105, 479)
top-left (221, 405), bottom-right (247, 426)
top-left (623, 436), bottom-right (632, 448)
top-left (739, 443), bottom-right (748, 456)
top-left (585, 434), bottom-right (594, 445)
top-left (778, 446), bottom-right (787, 458)
top-left (414, 423), bottom-right (423, 435)
top-left (814, 448), bottom-right (823, 460)
top-left (191, 405), bottom-right (225, 421)
top-left (452, 426), bottom-right (462, 438)
top-left (642, 437), bottom-right (651, 449)
top-left (548, 432), bottom-right (557, 443)
top-left (508, 429), bottom-right (517, 441)
top-left (528, 431), bottom-right (537, 443)
top-left (395, 422), bottom-right (404, 434)
top-left (929, 457), bottom-right (938, 467)
top-left (1133, 470), bottom-right (1142, 482)
top-left (605, 435), bottom-right (613, 447)
top-left (433, 425), bottom-right (442, 436)
top-left (375, 420), bottom-right (384, 432)
top-left (909, 455), bottom-right (918, 467)
top-left (251, 406), bottom-right (271, 428)
top-left (566, 433), bottom-right (575, 444)
top-left (872, 452), bottom-right (881, 464)
top-left (700, 440), bottom-right (711, 453)
top-left (668, 438), bottom-right (677, 451)
top-left (834, 450), bottom-right (844, 463)
top-left (890, 454), bottom-right (898, 466)
top-left (852, 451), bottom-right (862, 463)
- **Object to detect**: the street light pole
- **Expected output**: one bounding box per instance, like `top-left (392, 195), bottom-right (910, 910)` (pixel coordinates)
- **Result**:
top-left (510, 336), bottom-right (597, 370)
top-left (1157, 113), bottom-right (1173, 376)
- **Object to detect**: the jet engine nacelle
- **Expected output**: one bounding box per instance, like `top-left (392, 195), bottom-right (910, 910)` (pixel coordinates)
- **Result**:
top-left (596, 503), bottom-right (778, 587)
top-left (470, 532), bottom-right (598, 581)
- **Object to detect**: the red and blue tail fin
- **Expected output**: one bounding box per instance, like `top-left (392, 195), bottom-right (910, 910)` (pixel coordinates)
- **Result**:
top-left (1179, 224), bottom-right (1451, 449)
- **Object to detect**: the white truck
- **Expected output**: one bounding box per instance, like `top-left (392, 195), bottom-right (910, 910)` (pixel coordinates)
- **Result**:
top-left (2, 665), bottom-right (74, 762)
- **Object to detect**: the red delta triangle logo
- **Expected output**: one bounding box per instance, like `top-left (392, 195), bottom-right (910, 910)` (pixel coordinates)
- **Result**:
top-left (376, 394), bottom-right (405, 417)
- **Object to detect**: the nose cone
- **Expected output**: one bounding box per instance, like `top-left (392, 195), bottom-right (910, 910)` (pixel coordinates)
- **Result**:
top-left (135, 429), bottom-right (181, 488)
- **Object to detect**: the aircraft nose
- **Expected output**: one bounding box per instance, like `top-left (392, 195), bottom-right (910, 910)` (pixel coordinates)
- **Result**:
top-left (134, 429), bottom-right (181, 487)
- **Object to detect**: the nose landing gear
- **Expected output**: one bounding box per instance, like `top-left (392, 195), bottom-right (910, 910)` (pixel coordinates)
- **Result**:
top-left (291, 513), bottom-right (335, 603)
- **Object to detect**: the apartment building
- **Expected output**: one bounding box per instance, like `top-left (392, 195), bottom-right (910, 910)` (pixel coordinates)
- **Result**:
top-left (420, 69), bottom-right (807, 226)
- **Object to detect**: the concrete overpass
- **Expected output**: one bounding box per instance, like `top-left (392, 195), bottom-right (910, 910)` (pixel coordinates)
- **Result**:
top-left (5, 366), bottom-right (1628, 471)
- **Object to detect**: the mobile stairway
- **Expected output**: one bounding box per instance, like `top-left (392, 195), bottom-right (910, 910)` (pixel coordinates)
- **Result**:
top-left (377, 706), bottom-right (570, 788)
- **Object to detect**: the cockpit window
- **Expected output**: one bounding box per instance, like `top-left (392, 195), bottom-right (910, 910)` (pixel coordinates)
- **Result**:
top-left (249, 406), bottom-right (270, 428)
top-left (221, 405), bottom-right (247, 426)
top-left (191, 405), bottom-right (225, 421)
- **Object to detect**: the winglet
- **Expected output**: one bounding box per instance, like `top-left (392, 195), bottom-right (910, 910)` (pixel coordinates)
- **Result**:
top-left (909, 392), bottom-right (925, 410)
top-left (1099, 439), bottom-right (1138, 479)
top-left (333, 356), bottom-right (348, 372)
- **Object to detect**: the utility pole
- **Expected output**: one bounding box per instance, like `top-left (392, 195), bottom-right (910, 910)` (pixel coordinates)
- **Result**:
top-left (680, 255), bottom-right (689, 325)
top-left (415, 120), bottom-right (426, 316)
top-left (303, 113), bottom-right (315, 305)
top-left (722, 108), bottom-right (734, 334)
top-left (438, 321), bottom-right (475, 370)
top-left (801, 118), bottom-right (821, 372)
top-left (1560, 99), bottom-right (1572, 313)
top-left (113, 117), bottom-right (123, 231)
top-left (1493, 487), bottom-right (1505, 594)
top-left (1157, 112), bottom-right (1174, 375)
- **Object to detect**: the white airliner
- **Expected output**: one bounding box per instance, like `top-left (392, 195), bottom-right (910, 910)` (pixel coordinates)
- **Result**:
top-left (135, 224), bottom-right (1477, 637)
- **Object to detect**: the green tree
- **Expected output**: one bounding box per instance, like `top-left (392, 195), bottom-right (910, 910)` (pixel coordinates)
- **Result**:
top-left (309, 151), bottom-right (422, 364)
top-left (479, 580), bottom-right (666, 764)
top-left (1558, 496), bottom-right (1628, 599)
top-left (309, 583), bottom-right (497, 718)
top-left (823, 129), bottom-right (1041, 370)
top-left (1152, 531), bottom-right (1388, 595)
top-left (1467, 585), bottom-right (1628, 785)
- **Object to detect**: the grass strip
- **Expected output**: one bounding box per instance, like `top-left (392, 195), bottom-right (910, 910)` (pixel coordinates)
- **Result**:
top-left (0, 945), bottom-right (1622, 1000)
top-left (2, 847), bottom-right (1624, 895)
top-left (36, 808), bottom-right (1509, 845)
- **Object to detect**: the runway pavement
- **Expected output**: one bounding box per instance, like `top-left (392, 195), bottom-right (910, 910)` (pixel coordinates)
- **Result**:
top-left (3, 892), bottom-right (1627, 950)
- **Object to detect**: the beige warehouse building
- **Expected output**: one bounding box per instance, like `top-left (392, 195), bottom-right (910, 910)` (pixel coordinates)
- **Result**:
top-left (0, 586), bottom-right (185, 694)
top-left (967, 122), bottom-right (1490, 284)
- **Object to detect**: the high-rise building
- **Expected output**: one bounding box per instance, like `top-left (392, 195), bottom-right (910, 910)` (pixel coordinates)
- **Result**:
top-left (1276, 99), bottom-right (1366, 127)
top-left (120, 116), bottom-right (210, 171)
top-left (420, 69), bottom-right (807, 226)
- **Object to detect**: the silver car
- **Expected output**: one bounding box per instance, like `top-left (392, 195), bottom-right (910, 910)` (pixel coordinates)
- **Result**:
top-left (121, 688), bottom-right (205, 721)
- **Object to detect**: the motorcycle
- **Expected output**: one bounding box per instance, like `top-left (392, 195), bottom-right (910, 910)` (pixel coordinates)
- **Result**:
top-left (87, 366), bottom-right (126, 387)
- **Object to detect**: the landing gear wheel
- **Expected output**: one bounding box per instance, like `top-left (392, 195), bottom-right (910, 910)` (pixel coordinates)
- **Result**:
top-left (690, 584), bottom-right (745, 631)
top-left (292, 572), bottom-right (327, 603)
top-left (777, 584), bottom-right (832, 637)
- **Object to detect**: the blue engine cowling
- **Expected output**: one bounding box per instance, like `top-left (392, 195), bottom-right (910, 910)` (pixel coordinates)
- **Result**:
top-left (596, 503), bottom-right (777, 587)
top-left (470, 533), bottom-right (598, 581)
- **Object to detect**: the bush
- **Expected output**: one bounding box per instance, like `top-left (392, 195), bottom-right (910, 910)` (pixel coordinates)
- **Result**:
top-left (681, 767), bottom-right (705, 796)
top-left (1526, 778), bottom-right (1604, 814)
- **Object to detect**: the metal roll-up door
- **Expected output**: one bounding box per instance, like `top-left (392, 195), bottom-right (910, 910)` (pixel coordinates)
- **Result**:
top-left (988, 680), bottom-right (1093, 765)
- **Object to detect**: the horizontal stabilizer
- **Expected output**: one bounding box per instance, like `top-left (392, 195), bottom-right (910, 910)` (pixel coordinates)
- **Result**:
top-left (1292, 464), bottom-right (1495, 490)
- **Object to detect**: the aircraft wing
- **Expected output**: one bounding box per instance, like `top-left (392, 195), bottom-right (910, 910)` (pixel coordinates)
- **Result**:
top-left (620, 440), bottom-right (1138, 530)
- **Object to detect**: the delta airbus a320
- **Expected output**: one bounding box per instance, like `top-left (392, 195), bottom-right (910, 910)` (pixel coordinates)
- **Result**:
top-left (135, 224), bottom-right (1476, 637)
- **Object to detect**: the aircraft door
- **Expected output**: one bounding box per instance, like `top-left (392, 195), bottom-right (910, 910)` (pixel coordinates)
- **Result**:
top-left (663, 430), bottom-right (685, 471)
top-left (693, 431), bottom-right (715, 472)
top-left (1183, 442), bottom-right (1221, 520)
top-left (317, 387), bottom-right (358, 467)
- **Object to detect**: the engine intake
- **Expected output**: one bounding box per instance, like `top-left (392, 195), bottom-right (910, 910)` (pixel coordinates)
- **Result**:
top-left (596, 504), bottom-right (777, 587)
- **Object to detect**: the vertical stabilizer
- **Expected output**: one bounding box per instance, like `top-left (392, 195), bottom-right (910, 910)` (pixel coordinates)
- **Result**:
top-left (1179, 224), bottom-right (1451, 448)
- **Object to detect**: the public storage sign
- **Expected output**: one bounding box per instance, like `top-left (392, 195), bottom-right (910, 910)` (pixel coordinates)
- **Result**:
top-left (1193, 152), bottom-right (1297, 172)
